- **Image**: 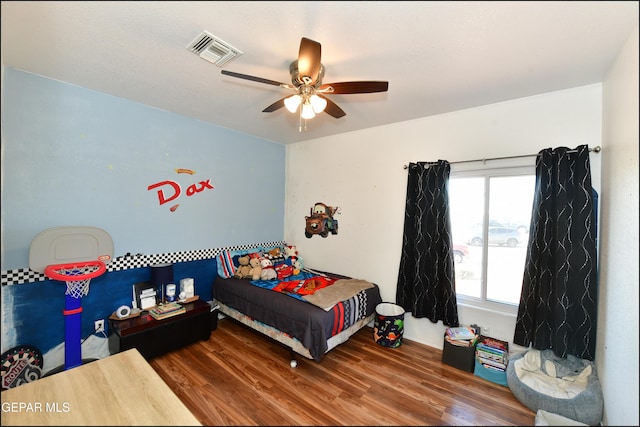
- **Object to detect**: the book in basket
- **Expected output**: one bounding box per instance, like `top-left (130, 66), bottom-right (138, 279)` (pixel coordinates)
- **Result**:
top-left (149, 302), bottom-right (185, 320)
top-left (446, 326), bottom-right (477, 341)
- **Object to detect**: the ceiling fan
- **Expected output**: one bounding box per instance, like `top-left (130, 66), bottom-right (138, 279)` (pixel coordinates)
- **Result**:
top-left (221, 37), bottom-right (389, 131)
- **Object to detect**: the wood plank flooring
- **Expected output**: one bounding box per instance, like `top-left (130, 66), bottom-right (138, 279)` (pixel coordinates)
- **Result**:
top-left (149, 317), bottom-right (535, 426)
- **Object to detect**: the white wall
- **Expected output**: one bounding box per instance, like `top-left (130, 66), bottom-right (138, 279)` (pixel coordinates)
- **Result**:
top-left (285, 83), bottom-right (602, 350)
top-left (598, 24), bottom-right (639, 426)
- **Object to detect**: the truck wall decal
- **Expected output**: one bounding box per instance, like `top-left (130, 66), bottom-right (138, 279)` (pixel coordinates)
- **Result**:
top-left (305, 202), bottom-right (340, 238)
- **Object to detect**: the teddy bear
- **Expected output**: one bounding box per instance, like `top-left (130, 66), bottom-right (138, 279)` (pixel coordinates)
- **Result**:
top-left (249, 256), bottom-right (263, 281)
top-left (233, 255), bottom-right (252, 279)
top-left (260, 258), bottom-right (277, 280)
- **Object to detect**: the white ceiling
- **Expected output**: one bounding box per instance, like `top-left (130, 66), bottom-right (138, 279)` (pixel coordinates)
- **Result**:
top-left (2, 1), bottom-right (638, 145)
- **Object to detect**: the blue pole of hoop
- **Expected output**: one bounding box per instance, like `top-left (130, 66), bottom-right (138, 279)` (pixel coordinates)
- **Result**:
top-left (63, 294), bottom-right (83, 370)
top-left (45, 260), bottom-right (106, 371)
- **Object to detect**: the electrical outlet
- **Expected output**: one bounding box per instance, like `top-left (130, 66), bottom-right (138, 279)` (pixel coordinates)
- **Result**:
top-left (94, 319), bottom-right (105, 334)
top-left (481, 324), bottom-right (490, 336)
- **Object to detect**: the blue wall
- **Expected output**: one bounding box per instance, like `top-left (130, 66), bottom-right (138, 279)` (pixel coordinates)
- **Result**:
top-left (1, 67), bottom-right (286, 356)
top-left (1, 67), bottom-right (285, 270)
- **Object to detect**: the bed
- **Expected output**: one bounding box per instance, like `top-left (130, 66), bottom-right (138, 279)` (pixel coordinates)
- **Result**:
top-left (212, 268), bottom-right (382, 366)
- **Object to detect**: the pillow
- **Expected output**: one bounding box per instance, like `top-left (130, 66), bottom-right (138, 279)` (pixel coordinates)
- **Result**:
top-left (217, 251), bottom-right (236, 278)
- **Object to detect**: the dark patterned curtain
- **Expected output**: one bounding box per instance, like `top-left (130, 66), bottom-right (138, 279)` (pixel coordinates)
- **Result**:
top-left (396, 160), bottom-right (459, 326)
top-left (514, 145), bottom-right (598, 360)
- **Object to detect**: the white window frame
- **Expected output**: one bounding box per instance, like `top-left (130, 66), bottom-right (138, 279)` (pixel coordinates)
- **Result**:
top-left (449, 160), bottom-right (535, 315)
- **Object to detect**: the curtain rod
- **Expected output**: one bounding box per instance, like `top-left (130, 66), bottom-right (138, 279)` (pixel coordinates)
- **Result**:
top-left (403, 145), bottom-right (601, 169)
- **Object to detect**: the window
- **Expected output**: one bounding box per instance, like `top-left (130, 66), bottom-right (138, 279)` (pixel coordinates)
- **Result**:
top-left (448, 166), bottom-right (535, 313)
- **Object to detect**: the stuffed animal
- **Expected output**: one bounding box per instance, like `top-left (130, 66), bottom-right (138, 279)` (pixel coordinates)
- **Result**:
top-left (284, 245), bottom-right (298, 263)
top-left (249, 257), bottom-right (263, 281)
top-left (260, 258), bottom-right (277, 280)
top-left (266, 247), bottom-right (283, 259)
top-left (284, 245), bottom-right (303, 274)
top-left (284, 244), bottom-right (297, 257)
top-left (264, 247), bottom-right (285, 265)
top-left (233, 255), bottom-right (252, 279)
top-left (275, 262), bottom-right (294, 280)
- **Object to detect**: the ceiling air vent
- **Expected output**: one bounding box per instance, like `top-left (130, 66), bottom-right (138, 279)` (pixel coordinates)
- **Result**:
top-left (186, 31), bottom-right (243, 67)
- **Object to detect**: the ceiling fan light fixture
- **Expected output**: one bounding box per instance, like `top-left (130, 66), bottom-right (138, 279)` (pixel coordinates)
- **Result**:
top-left (301, 100), bottom-right (316, 119)
top-left (310, 94), bottom-right (327, 113)
top-left (284, 94), bottom-right (302, 113)
top-left (220, 37), bottom-right (388, 131)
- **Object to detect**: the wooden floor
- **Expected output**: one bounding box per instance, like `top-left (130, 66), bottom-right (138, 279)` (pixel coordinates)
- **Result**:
top-left (149, 317), bottom-right (536, 426)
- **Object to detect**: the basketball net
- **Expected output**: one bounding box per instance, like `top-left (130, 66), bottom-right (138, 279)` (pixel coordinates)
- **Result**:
top-left (45, 261), bottom-right (106, 299)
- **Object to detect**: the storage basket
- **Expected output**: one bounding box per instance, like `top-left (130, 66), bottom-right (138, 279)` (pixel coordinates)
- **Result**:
top-left (373, 303), bottom-right (405, 348)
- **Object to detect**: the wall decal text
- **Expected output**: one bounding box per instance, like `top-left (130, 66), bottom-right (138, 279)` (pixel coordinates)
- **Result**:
top-left (148, 169), bottom-right (214, 212)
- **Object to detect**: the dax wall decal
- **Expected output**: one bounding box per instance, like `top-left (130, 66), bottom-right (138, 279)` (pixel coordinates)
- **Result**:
top-left (304, 202), bottom-right (340, 238)
top-left (147, 168), bottom-right (215, 212)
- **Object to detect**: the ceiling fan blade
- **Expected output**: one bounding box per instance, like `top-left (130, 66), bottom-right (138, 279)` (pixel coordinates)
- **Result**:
top-left (320, 81), bottom-right (389, 94)
top-left (221, 70), bottom-right (290, 88)
top-left (297, 37), bottom-right (322, 85)
top-left (319, 95), bottom-right (346, 118)
top-left (262, 97), bottom-right (287, 113)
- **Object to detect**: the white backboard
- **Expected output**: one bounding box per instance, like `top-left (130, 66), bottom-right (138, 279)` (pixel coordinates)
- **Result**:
top-left (29, 226), bottom-right (114, 273)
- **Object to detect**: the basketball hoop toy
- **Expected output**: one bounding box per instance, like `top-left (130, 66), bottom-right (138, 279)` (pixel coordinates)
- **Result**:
top-left (44, 260), bottom-right (106, 370)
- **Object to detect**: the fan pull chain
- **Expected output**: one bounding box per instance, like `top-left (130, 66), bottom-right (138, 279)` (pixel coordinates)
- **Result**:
top-left (298, 113), bottom-right (308, 132)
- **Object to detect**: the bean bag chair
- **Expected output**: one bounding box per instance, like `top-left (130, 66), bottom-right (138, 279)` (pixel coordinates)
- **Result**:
top-left (535, 409), bottom-right (589, 426)
top-left (507, 349), bottom-right (603, 426)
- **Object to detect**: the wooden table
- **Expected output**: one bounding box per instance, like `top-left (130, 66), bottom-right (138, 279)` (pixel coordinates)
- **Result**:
top-left (0, 348), bottom-right (201, 426)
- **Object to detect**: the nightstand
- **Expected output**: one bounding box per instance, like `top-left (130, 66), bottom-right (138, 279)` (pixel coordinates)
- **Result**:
top-left (108, 299), bottom-right (211, 359)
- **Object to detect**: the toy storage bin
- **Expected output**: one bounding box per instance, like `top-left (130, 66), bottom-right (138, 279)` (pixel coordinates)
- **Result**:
top-left (474, 358), bottom-right (508, 386)
top-left (373, 303), bottom-right (405, 348)
top-left (441, 334), bottom-right (476, 372)
top-left (474, 335), bottom-right (509, 385)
